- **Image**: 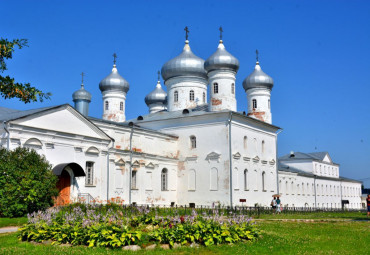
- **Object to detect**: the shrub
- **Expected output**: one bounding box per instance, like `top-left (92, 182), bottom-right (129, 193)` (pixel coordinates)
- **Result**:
top-left (0, 147), bottom-right (58, 217)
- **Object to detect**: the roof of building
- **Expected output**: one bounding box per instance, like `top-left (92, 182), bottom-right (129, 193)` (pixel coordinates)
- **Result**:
top-left (0, 105), bottom-right (60, 122)
top-left (279, 151), bottom-right (333, 162)
top-left (126, 104), bottom-right (281, 130)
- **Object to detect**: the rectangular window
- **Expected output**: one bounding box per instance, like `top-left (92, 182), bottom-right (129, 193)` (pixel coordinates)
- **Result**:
top-left (86, 162), bottom-right (94, 185)
top-left (131, 171), bottom-right (137, 189)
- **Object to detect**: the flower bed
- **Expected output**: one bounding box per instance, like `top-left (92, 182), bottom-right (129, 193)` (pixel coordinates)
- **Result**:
top-left (18, 204), bottom-right (259, 248)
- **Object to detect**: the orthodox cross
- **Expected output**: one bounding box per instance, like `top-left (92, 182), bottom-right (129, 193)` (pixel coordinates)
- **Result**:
top-left (113, 53), bottom-right (117, 65)
top-left (219, 26), bottom-right (223, 40)
top-left (256, 49), bottom-right (259, 62)
top-left (81, 72), bottom-right (85, 84)
top-left (157, 70), bottom-right (160, 81)
top-left (184, 26), bottom-right (189, 40)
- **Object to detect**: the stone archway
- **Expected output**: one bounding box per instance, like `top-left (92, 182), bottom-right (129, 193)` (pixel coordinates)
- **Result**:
top-left (55, 170), bottom-right (71, 206)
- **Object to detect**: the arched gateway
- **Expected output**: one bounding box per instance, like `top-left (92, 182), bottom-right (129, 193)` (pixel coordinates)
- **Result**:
top-left (52, 163), bottom-right (85, 206)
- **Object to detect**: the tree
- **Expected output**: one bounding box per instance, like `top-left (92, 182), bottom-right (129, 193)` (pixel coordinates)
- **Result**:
top-left (0, 147), bottom-right (58, 217)
top-left (0, 38), bottom-right (51, 103)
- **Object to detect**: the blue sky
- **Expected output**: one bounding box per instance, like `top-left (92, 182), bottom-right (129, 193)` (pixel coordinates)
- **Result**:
top-left (2, 0), bottom-right (370, 186)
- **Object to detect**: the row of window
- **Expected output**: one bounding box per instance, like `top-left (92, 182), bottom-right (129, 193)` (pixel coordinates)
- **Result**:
top-left (173, 91), bottom-right (206, 103)
top-left (251, 99), bottom-right (270, 110)
top-left (132, 168), bottom-right (169, 191)
top-left (314, 164), bottom-right (338, 177)
top-left (212, 83), bottom-right (235, 94)
top-left (279, 180), bottom-right (361, 197)
top-left (104, 101), bottom-right (124, 111)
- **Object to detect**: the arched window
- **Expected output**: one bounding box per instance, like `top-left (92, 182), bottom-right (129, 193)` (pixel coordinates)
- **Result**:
top-left (244, 169), bottom-right (248, 190)
top-left (189, 90), bottom-right (194, 101)
top-left (268, 99), bottom-right (270, 109)
top-left (202, 92), bottom-right (206, 103)
top-left (262, 140), bottom-right (265, 154)
top-left (285, 181), bottom-right (289, 194)
top-left (231, 83), bottom-right (235, 94)
top-left (302, 182), bottom-right (305, 195)
top-left (213, 83), bottom-right (218, 94)
top-left (161, 168), bottom-right (168, 191)
top-left (174, 91), bottom-right (178, 102)
top-left (262, 172), bottom-right (266, 191)
top-left (234, 168), bottom-right (239, 190)
top-left (190, 135), bottom-right (196, 149)
top-left (243, 136), bottom-right (247, 150)
top-left (252, 99), bottom-right (257, 109)
top-left (86, 162), bottom-right (94, 186)
top-left (105, 101), bottom-right (109, 110)
top-left (120, 102), bottom-right (123, 111)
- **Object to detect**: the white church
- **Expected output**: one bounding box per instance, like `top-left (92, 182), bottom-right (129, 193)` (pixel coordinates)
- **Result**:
top-left (0, 29), bottom-right (362, 209)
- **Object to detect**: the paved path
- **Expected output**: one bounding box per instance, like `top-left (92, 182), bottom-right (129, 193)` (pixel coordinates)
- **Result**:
top-left (0, 227), bottom-right (19, 233)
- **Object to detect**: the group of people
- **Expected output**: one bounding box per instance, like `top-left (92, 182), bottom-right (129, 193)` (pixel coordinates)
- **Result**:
top-left (271, 196), bottom-right (281, 214)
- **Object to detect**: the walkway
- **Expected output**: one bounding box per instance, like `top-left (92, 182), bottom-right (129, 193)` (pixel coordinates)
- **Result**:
top-left (0, 227), bottom-right (19, 234)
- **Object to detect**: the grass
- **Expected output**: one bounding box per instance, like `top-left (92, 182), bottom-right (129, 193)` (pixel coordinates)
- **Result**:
top-left (0, 218), bottom-right (27, 228)
top-left (0, 218), bottom-right (369, 254)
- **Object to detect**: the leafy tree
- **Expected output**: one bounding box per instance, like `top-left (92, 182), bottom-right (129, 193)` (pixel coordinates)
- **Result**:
top-left (0, 38), bottom-right (51, 103)
top-left (0, 147), bottom-right (58, 217)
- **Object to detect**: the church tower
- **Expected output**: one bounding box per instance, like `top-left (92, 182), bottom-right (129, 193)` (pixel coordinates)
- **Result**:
top-left (205, 27), bottom-right (239, 112)
top-left (145, 71), bottom-right (167, 113)
top-left (243, 51), bottom-right (274, 124)
top-left (99, 53), bottom-right (130, 122)
top-left (72, 72), bottom-right (92, 117)
top-left (161, 27), bottom-right (208, 111)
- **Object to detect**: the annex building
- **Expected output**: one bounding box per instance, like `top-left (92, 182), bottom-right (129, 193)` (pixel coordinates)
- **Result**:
top-left (0, 31), bottom-right (362, 209)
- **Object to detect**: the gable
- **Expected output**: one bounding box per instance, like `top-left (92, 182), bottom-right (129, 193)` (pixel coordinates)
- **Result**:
top-left (322, 153), bottom-right (332, 164)
top-left (11, 105), bottom-right (111, 141)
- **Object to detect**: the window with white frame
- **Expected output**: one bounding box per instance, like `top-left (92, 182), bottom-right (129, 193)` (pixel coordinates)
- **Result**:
top-left (243, 136), bottom-right (247, 150)
top-left (262, 140), bottom-right (265, 154)
top-left (268, 99), bottom-right (270, 109)
top-left (244, 169), bottom-right (248, 190)
top-left (252, 99), bottom-right (257, 109)
top-left (213, 83), bottom-right (218, 94)
top-left (190, 135), bottom-right (196, 149)
top-left (174, 91), bottom-right (178, 102)
top-left (262, 172), bottom-right (266, 191)
top-left (161, 168), bottom-right (168, 191)
top-left (105, 101), bottom-right (109, 110)
top-left (86, 162), bottom-right (94, 185)
top-left (231, 83), bottom-right (235, 94)
top-left (189, 90), bottom-right (194, 101)
top-left (202, 92), bottom-right (206, 103)
top-left (120, 102), bottom-right (123, 111)
top-left (131, 170), bottom-right (137, 189)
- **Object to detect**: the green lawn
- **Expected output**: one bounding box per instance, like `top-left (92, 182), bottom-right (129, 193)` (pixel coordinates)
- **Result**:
top-left (0, 218), bottom-right (27, 228)
top-left (0, 219), bottom-right (369, 254)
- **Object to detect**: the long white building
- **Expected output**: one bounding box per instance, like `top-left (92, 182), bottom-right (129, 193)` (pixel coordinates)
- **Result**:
top-left (0, 30), bottom-right (362, 209)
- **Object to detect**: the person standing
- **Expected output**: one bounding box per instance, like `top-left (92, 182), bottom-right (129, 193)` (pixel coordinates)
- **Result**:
top-left (276, 197), bottom-right (281, 214)
top-left (367, 194), bottom-right (370, 217)
top-left (271, 197), bottom-right (277, 213)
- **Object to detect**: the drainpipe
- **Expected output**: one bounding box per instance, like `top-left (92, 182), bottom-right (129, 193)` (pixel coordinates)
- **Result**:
top-left (3, 121), bottom-right (10, 151)
top-left (128, 122), bottom-right (134, 205)
top-left (340, 180), bottom-right (343, 210)
top-left (228, 112), bottom-right (233, 208)
top-left (106, 140), bottom-right (115, 202)
top-left (314, 175), bottom-right (317, 208)
top-left (275, 129), bottom-right (283, 194)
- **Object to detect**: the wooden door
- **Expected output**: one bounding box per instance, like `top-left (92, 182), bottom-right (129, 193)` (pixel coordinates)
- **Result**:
top-left (55, 170), bottom-right (71, 206)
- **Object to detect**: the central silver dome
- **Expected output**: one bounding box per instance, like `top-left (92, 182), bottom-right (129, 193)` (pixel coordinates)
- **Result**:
top-left (161, 40), bottom-right (207, 81)
top-left (243, 62), bottom-right (273, 91)
top-left (145, 81), bottom-right (167, 106)
top-left (72, 84), bottom-right (92, 101)
top-left (99, 64), bottom-right (129, 93)
top-left (204, 41), bottom-right (239, 72)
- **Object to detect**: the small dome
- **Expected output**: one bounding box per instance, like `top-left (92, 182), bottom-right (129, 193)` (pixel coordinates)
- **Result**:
top-left (99, 64), bottom-right (129, 93)
top-left (243, 62), bottom-right (273, 91)
top-left (145, 80), bottom-right (167, 106)
top-left (204, 40), bottom-right (239, 73)
top-left (72, 84), bottom-right (92, 101)
top-left (161, 40), bottom-right (207, 81)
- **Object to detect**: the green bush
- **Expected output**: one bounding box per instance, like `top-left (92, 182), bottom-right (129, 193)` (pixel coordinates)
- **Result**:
top-left (0, 147), bottom-right (58, 217)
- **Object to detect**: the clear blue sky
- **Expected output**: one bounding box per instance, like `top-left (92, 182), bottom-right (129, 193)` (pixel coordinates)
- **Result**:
top-left (2, 0), bottom-right (370, 187)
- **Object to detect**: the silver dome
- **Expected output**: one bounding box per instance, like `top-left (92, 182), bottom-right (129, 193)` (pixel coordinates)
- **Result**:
top-left (243, 62), bottom-right (274, 91)
top-left (99, 64), bottom-right (129, 93)
top-left (145, 81), bottom-right (167, 106)
top-left (204, 40), bottom-right (239, 72)
top-left (72, 84), bottom-right (92, 101)
top-left (161, 40), bottom-right (207, 81)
